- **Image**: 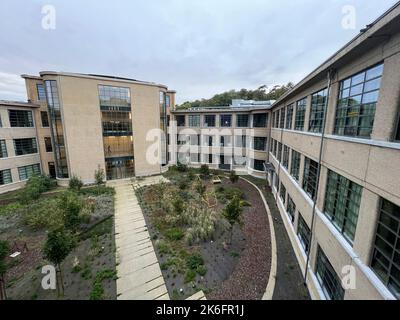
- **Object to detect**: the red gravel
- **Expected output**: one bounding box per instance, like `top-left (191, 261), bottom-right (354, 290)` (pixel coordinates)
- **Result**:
top-left (207, 178), bottom-right (271, 300)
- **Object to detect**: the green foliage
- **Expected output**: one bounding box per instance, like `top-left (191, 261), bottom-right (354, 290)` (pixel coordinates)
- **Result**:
top-left (165, 228), bottom-right (184, 241)
top-left (0, 240), bottom-right (10, 275)
top-left (183, 207), bottom-right (216, 244)
top-left (186, 253), bottom-right (204, 270)
top-left (229, 171), bottom-right (239, 183)
top-left (43, 228), bottom-right (74, 266)
top-left (80, 186), bottom-right (115, 196)
top-left (90, 269), bottom-right (117, 300)
top-left (94, 166), bottom-right (105, 185)
top-left (59, 191), bottom-right (84, 231)
top-left (172, 196), bottom-right (184, 215)
top-left (23, 198), bottom-right (64, 230)
top-left (176, 162), bottom-right (188, 172)
top-left (199, 164), bottom-right (210, 178)
top-left (69, 175), bottom-right (83, 191)
top-left (184, 269), bottom-right (196, 283)
top-left (223, 196), bottom-right (243, 227)
top-left (195, 181), bottom-right (206, 197)
top-left (178, 178), bottom-right (188, 190)
top-left (0, 202), bottom-right (23, 216)
top-left (156, 240), bottom-right (172, 255)
top-left (196, 265), bottom-right (207, 276)
top-left (19, 174), bottom-right (56, 204)
top-left (176, 83), bottom-right (294, 109)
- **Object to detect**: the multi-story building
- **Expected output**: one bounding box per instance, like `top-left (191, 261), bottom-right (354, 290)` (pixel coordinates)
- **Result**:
top-left (0, 101), bottom-right (44, 193)
top-left (20, 72), bottom-right (176, 185)
top-left (169, 99), bottom-right (273, 178)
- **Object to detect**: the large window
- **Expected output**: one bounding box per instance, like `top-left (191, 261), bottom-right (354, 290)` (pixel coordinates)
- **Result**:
top-left (279, 108), bottom-right (286, 128)
top-left (44, 137), bottom-right (53, 152)
top-left (277, 142), bottom-right (282, 161)
top-left (99, 85), bottom-right (130, 109)
top-left (282, 145), bottom-right (289, 169)
top-left (286, 104), bottom-right (293, 129)
top-left (176, 115), bottom-right (186, 127)
top-left (18, 163), bottom-right (41, 181)
top-left (287, 195), bottom-right (296, 223)
top-left (253, 137), bottom-right (266, 151)
top-left (253, 113), bottom-right (267, 127)
top-left (280, 182), bottom-right (286, 205)
top-left (220, 114), bottom-right (232, 127)
top-left (253, 159), bottom-right (265, 171)
top-left (189, 114), bottom-right (200, 127)
top-left (13, 138), bottom-right (38, 156)
top-left (8, 110), bottom-right (34, 127)
top-left (334, 63), bottom-right (383, 138)
top-left (204, 115), bottom-right (215, 127)
top-left (309, 88), bottom-right (328, 133)
top-left (237, 114), bottom-right (249, 127)
top-left (324, 170), bottom-right (362, 242)
top-left (294, 98), bottom-right (307, 131)
top-left (274, 111), bottom-right (280, 128)
top-left (41, 111), bottom-right (49, 127)
top-left (0, 140), bottom-right (7, 158)
top-left (102, 111), bottom-right (132, 136)
top-left (297, 214), bottom-right (310, 253)
top-left (37, 83), bottom-right (46, 101)
top-left (290, 150), bottom-right (301, 181)
top-left (302, 157), bottom-right (319, 201)
top-left (220, 135), bottom-right (232, 147)
top-left (0, 169), bottom-right (12, 185)
top-left (315, 246), bottom-right (345, 300)
top-left (371, 199), bottom-right (400, 299)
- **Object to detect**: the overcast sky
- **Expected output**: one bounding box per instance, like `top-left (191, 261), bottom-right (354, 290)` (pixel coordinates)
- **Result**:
top-left (0, 0), bottom-right (398, 104)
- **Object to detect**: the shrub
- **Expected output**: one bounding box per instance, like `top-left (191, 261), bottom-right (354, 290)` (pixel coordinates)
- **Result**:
top-left (19, 174), bottom-right (56, 204)
top-left (229, 171), bottom-right (239, 183)
top-left (177, 162), bottom-right (188, 172)
top-left (23, 198), bottom-right (64, 230)
top-left (94, 166), bottom-right (105, 185)
top-left (59, 191), bottom-right (84, 231)
top-left (178, 178), bottom-right (188, 190)
top-left (165, 228), bottom-right (184, 241)
top-left (80, 186), bottom-right (115, 196)
top-left (186, 253), bottom-right (204, 270)
top-left (184, 269), bottom-right (196, 283)
top-left (172, 196), bottom-right (184, 215)
top-left (199, 164), bottom-right (210, 178)
top-left (69, 175), bottom-right (83, 191)
top-left (196, 265), bottom-right (207, 276)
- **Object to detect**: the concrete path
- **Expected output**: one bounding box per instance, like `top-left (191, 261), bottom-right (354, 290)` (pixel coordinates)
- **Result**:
top-left (186, 290), bottom-right (207, 300)
top-left (109, 176), bottom-right (169, 300)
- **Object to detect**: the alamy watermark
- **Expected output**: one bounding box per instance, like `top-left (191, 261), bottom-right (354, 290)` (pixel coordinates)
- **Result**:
top-left (41, 5), bottom-right (56, 30)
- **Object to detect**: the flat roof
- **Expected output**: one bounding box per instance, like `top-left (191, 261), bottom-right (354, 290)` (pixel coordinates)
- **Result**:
top-left (0, 100), bottom-right (39, 108)
top-left (272, 1), bottom-right (400, 107)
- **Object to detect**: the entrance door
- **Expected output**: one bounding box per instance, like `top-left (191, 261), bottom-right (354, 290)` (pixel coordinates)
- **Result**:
top-left (48, 162), bottom-right (56, 179)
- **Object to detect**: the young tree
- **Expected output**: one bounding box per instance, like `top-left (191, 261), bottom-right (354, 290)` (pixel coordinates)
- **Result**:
top-left (94, 166), bottom-right (105, 185)
top-left (229, 170), bottom-right (239, 183)
top-left (223, 196), bottom-right (243, 244)
top-left (59, 191), bottom-right (83, 232)
top-left (199, 164), bottom-right (210, 179)
top-left (43, 228), bottom-right (74, 297)
top-left (0, 240), bottom-right (10, 300)
top-left (69, 175), bottom-right (83, 192)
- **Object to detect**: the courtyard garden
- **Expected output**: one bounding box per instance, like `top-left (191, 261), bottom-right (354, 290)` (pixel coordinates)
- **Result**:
top-left (0, 170), bottom-right (116, 300)
top-left (134, 164), bottom-right (272, 300)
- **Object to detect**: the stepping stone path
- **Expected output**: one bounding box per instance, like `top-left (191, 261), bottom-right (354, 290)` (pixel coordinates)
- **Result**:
top-left (109, 176), bottom-right (170, 300)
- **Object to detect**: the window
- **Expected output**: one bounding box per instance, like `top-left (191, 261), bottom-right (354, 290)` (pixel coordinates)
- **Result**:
top-left (208, 154), bottom-right (213, 164)
top-left (237, 114), bottom-right (249, 127)
top-left (287, 195), bottom-right (296, 223)
top-left (270, 138), bottom-right (274, 153)
top-left (253, 137), bottom-right (266, 151)
top-left (302, 157), bottom-right (319, 201)
top-left (371, 199), bottom-right (400, 299)
top-left (235, 135), bottom-right (246, 148)
top-left (204, 115), bottom-right (215, 127)
top-left (8, 110), bottom-right (34, 127)
top-left (324, 170), bottom-right (362, 242)
top-left (176, 115), bottom-right (186, 127)
top-left (188, 115), bottom-right (200, 127)
top-left (102, 111), bottom-right (132, 136)
top-left (220, 114), bottom-right (232, 127)
top-left (274, 111), bottom-right (280, 128)
top-left (99, 85), bottom-right (131, 109)
top-left (40, 111), bottom-right (49, 127)
top-left (37, 83), bottom-right (46, 101)
top-left (206, 135), bottom-right (213, 146)
top-left (190, 153), bottom-right (200, 163)
top-left (286, 104), bottom-right (294, 129)
top-left (277, 142), bottom-right (282, 161)
top-left (290, 150), bottom-right (301, 181)
top-left (190, 134), bottom-right (200, 146)
top-left (309, 88), bottom-right (328, 133)
top-left (294, 98), bottom-right (307, 131)
top-left (220, 135), bottom-right (231, 147)
top-left (13, 138), bottom-right (38, 156)
top-left (274, 173), bottom-right (279, 190)
top-left (280, 108), bottom-right (285, 128)
top-left (280, 182), bottom-right (286, 205)
top-left (253, 159), bottom-right (264, 171)
top-left (297, 214), bottom-right (311, 254)
top-left (272, 112), bottom-right (276, 128)
top-left (18, 163), bottom-right (41, 181)
top-left (0, 140), bottom-right (7, 158)
top-left (44, 137), bottom-right (53, 152)
top-left (315, 246), bottom-right (345, 300)
top-left (282, 145), bottom-right (289, 169)
top-left (0, 169), bottom-right (12, 185)
top-left (334, 63), bottom-right (383, 138)
top-left (253, 113), bottom-right (267, 127)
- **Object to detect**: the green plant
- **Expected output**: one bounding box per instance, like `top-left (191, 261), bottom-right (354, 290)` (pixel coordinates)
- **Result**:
top-left (94, 166), bottom-right (105, 185)
top-left (172, 196), bottom-right (184, 215)
top-left (0, 202), bottom-right (23, 216)
top-left (23, 198), bottom-right (64, 230)
top-left (80, 186), bottom-right (115, 196)
top-left (177, 162), bottom-right (188, 172)
top-left (195, 181), bottom-right (206, 198)
top-left (184, 269), bottom-right (196, 283)
top-left (199, 164), bottom-right (210, 178)
top-left (165, 228), bottom-right (184, 241)
top-left (196, 265), bottom-right (207, 276)
top-left (19, 174), bottom-right (56, 204)
top-left (0, 240), bottom-right (10, 300)
top-left (69, 175), bottom-right (83, 191)
top-left (43, 228), bottom-right (75, 297)
top-left (59, 191), bottom-right (84, 231)
top-left (223, 196), bottom-right (243, 244)
top-left (186, 253), bottom-right (204, 270)
top-left (229, 170), bottom-right (239, 183)
top-left (90, 269), bottom-right (117, 300)
top-left (178, 178), bottom-right (188, 190)
top-left (230, 251), bottom-right (240, 258)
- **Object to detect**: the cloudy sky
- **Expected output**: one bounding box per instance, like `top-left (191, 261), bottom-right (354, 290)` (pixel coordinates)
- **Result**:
top-left (0, 0), bottom-right (397, 104)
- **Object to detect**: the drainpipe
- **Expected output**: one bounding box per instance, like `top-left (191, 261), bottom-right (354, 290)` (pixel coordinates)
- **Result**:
top-left (303, 69), bottom-right (335, 286)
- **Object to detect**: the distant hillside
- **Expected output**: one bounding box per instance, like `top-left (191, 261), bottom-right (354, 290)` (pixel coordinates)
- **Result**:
top-left (176, 83), bottom-right (294, 109)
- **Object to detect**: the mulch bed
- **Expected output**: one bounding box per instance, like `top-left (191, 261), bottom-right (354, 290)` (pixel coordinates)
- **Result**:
top-left (207, 178), bottom-right (271, 300)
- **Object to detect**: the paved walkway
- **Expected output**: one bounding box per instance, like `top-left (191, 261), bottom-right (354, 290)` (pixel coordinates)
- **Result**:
top-left (109, 176), bottom-right (170, 300)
